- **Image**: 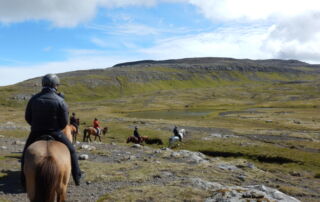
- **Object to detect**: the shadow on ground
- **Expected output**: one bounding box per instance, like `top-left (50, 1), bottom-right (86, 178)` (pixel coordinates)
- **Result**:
top-left (0, 170), bottom-right (24, 194)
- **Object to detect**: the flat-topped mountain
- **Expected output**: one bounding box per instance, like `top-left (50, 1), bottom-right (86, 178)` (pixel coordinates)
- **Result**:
top-left (0, 57), bottom-right (319, 106)
top-left (114, 57), bottom-right (316, 72)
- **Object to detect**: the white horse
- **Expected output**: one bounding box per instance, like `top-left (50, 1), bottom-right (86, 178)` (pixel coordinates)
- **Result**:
top-left (168, 129), bottom-right (186, 148)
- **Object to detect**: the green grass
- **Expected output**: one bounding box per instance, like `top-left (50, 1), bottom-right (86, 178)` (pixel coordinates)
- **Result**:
top-left (181, 138), bottom-right (320, 174)
top-left (97, 184), bottom-right (209, 202)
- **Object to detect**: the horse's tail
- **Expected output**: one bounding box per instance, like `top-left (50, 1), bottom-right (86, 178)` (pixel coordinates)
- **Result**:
top-left (34, 156), bottom-right (60, 202)
top-left (126, 136), bottom-right (130, 143)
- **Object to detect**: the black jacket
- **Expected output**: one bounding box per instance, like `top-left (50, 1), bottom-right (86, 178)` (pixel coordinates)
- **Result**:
top-left (134, 129), bottom-right (140, 138)
top-left (25, 87), bottom-right (68, 132)
top-left (70, 116), bottom-right (78, 126)
top-left (173, 127), bottom-right (179, 136)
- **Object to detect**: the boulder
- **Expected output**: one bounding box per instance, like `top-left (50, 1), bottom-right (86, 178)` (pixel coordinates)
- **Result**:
top-left (79, 154), bottom-right (89, 160)
top-left (0, 146), bottom-right (7, 150)
top-left (80, 144), bottom-right (96, 151)
top-left (132, 144), bottom-right (142, 148)
top-left (170, 150), bottom-right (209, 164)
top-left (205, 184), bottom-right (301, 202)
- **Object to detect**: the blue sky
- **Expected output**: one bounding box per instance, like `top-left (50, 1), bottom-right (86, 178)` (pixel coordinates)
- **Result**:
top-left (0, 0), bottom-right (320, 86)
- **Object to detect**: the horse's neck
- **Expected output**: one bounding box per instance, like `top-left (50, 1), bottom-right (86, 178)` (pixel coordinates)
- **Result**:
top-left (179, 129), bottom-right (185, 137)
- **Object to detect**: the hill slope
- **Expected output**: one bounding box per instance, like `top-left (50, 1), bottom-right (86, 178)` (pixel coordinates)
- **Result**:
top-left (0, 57), bottom-right (319, 106)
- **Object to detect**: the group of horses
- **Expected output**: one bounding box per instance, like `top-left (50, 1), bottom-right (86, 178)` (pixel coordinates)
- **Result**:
top-left (126, 128), bottom-right (186, 148)
top-left (23, 125), bottom-right (186, 201)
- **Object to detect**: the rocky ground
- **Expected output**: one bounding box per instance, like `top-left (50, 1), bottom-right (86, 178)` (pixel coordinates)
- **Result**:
top-left (0, 134), bottom-right (313, 202)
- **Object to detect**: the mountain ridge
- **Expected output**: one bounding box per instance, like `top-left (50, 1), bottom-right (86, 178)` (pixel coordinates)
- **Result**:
top-left (1, 57), bottom-right (319, 106)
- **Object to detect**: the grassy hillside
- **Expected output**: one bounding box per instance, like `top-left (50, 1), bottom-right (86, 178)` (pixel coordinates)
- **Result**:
top-left (1, 57), bottom-right (319, 106)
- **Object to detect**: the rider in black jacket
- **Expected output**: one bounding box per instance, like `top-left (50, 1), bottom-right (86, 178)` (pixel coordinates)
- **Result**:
top-left (173, 126), bottom-right (181, 141)
top-left (133, 126), bottom-right (142, 143)
top-left (21, 74), bottom-right (83, 189)
top-left (70, 112), bottom-right (79, 133)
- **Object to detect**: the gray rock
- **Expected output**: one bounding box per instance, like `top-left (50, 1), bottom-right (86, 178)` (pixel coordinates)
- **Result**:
top-left (188, 178), bottom-right (222, 190)
top-left (80, 144), bottom-right (96, 151)
top-left (132, 144), bottom-right (142, 148)
top-left (218, 163), bottom-right (239, 171)
top-left (171, 150), bottom-right (209, 164)
top-left (237, 175), bottom-right (246, 181)
top-left (247, 162), bottom-right (255, 169)
top-left (13, 140), bottom-right (25, 145)
top-left (129, 155), bottom-right (136, 160)
top-left (0, 146), bottom-right (7, 150)
top-left (205, 184), bottom-right (301, 202)
top-left (79, 154), bottom-right (89, 160)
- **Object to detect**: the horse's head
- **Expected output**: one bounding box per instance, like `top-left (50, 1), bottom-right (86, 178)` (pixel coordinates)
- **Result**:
top-left (69, 124), bottom-right (77, 134)
top-left (178, 129), bottom-right (186, 139)
top-left (156, 138), bottom-right (163, 145)
top-left (63, 125), bottom-right (73, 143)
top-left (102, 127), bottom-right (108, 135)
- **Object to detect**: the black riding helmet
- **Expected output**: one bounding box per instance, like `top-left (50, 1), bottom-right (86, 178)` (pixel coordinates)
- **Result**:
top-left (42, 74), bottom-right (60, 88)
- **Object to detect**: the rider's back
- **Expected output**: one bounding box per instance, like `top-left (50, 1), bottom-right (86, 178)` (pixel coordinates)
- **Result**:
top-left (25, 88), bottom-right (68, 133)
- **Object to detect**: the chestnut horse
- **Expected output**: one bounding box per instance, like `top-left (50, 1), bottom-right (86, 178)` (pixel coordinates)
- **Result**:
top-left (83, 127), bottom-right (108, 142)
top-left (24, 124), bottom-right (73, 202)
top-left (69, 124), bottom-right (78, 143)
top-left (126, 136), bottom-right (148, 144)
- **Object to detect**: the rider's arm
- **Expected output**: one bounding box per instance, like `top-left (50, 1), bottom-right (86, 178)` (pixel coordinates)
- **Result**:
top-left (58, 100), bottom-right (69, 130)
top-left (25, 98), bottom-right (33, 125)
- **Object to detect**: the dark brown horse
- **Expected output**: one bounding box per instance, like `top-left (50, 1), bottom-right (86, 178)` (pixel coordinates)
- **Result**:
top-left (83, 127), bottom-right (108, 142)
top-left (126, 136), bottom-right (148, 144)
top-left (24, 125), bottom-right (73, 202)
top-left (144, 138), bottom-right (163, 145)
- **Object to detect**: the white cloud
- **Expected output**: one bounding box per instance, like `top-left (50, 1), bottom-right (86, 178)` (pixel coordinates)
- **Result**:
top-left (0, 0), bottom-right (181, 27)
top-left (91, 37), bottom-right (109, 47)
top-left (113, 23), bottom-right (160, 35)
top-left (139, 25), bottom-right (272, 60)
top-left (187, 0), bottom-right (320, 22)
top-left (0, 0), bottom-right (98, 27)
top-left (43, 46), bottom-right (52, 52)
top-left (261, 12), bottom-right (320, 62)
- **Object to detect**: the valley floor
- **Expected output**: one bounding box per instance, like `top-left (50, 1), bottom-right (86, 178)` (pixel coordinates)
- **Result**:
top-left (0, 135), bottom-right (319, 202)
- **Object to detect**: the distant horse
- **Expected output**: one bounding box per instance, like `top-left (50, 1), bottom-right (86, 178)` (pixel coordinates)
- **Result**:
top-left (168, 129), bottom-right (186, 148)
top-left (69, 124), bottom-right (78, 143)
top-left (126, 136), bottom-right (148, 144)
top-left (83, 127), bottom-right (108, 142)
top-left (24, 125), bottom-right (73, 202)
top-left (145, 138), bottom-right (163, 145)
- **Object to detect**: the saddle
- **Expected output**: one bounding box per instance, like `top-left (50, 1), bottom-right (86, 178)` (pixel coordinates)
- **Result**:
top-left (35, 135), bottom-right (55, 141)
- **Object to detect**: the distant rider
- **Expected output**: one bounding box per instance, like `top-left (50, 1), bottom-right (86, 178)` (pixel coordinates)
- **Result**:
top-left (70, 112), bottom-right (79, 133)
top-left (93, 118), bottom-right (101, 136)
top-left (21, 74), bottom-right (83, 189)
top-left (173, 126), bottom-right (182, 141)
top-left (133, 126), bottom-right (142, 143)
